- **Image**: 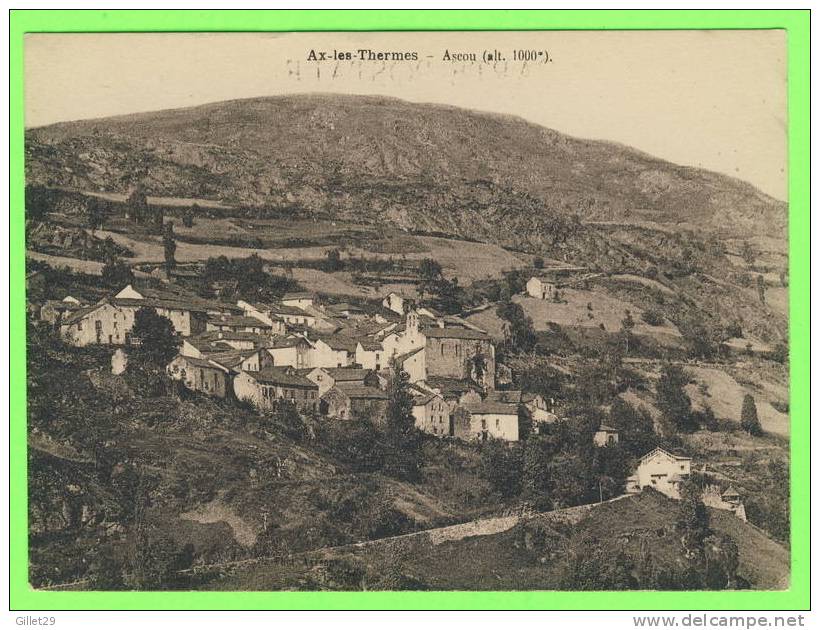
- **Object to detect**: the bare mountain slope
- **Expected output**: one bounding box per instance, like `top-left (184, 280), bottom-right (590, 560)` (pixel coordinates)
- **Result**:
top-left (26, 94), bottom-right (786, 240)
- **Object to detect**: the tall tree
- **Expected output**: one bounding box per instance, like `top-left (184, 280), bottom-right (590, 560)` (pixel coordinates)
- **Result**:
top-left (620, 309), bottom-right (636, 354)
top-left (324, 248), bottom-right (343, 272)
top-left (677, 481), bottom-right (711, 554)
top-left (182, 203), bottom-right (197, 228)
top-left (162, 222), bottom-right (177, 280)
top-left (740, 241), bottom-right (756, 267)
top-left (656, 364), bottom-right (696, 433)
top-left (740, 394), bottom-right (763, 436)
top-left (101, 256), bottom-right (134, 288)
top-left (132, 307), bottom-right (179, 365)
top-left (521, 437), bottom-right (552, 509)
top-left (382, 361), bottom-right (422, 482)
top-left (126, 186), bottom-right (148, 224)
top-left (756, 274), bottom-right (766, 304)
top-left (496, 301), bottom-right (536, 353)
top-left (86, 198), bottom-right (105, 234)
top-left (417, 258), bottom-right (443, 300)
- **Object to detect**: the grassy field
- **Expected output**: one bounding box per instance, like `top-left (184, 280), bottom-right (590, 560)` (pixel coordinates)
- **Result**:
top-left (684, 365), bottom-right (789, 437)
top-left (513, 290), bottom-right (683, 342)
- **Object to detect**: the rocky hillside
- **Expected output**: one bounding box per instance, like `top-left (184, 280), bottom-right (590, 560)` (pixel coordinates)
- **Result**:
top-left (26, 94), bottom-right (786, 241)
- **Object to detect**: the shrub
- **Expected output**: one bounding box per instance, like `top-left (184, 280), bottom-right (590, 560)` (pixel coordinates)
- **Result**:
top-left (641, 308), bottom-right (665, 326)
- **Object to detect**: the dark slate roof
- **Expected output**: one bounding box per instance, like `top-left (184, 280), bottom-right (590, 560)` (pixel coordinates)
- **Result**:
top-left (486, 390), bottom-right (523, 404)
top-left (422, 326), bottom-right (490, 341)
top-left (463, 402), bottom-right (519, 416)
top-left (394, 347), bottom-right (424, 365)
top-left (425, 377), bottom-right (481, 396)
top-left (283, 292), bottom-right (314, 300)
top-left (266, 336), bottom-right (312, 349)
top-left (246, 367), bottom-right (317, 388)
top-left (119, 284), bottom-right (240, 314)
top-left (204, 350), bottom-right (253, 369)
top-left (325, 368), bottom-right (374, 382)
top-left (356, 338), bottom-right (384, 351)
top-left (62, 302), bottom-right (109, 325)
top-left (412, 391), bottom-right (441, 406)
top-left (174, 354), bottom-right (229, 371)
top-left (207, 314), bottom-right (272, 329)
top-left (334, 383), bottom-right (389, 400)
top-left (316, 335), bottom-right (358, 352)
top-left (268, 303), bottom-right (312, 316)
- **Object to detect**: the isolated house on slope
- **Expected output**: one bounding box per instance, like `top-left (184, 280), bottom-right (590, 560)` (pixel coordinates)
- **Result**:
top-left (702, 484), bottom-right (747, 522)
top-left (526, 276), bottom-right (558, 301)
top-left (626, 447), bottom-right (692, 499)
top-left (593, 424), bottom-right (619, 447)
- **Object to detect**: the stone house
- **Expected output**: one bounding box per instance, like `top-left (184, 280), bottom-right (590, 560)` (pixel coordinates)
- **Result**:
top-left (295, 367), bottom-right (335, 397)
top-left (422, 324), bottom-right (496, 389)
top-left (235, 300), bottom-right (288, 335)
top-left (60, 301), bottom-right (134, 347)
top-left (325, 302), bottom-right (367, 320)
top-left (393, 346), bottom-right (426, 383)
top-left (526, 276), bottom-right (558, 301)
top-left (41, 296), bottom-right (85, 325)
top-left (455, 402), bottom-right (519, 442)
top-left (205, 348), bottom-right (272, 374)
top-left (281, 292), bottom-right (315, 310)
top-left (267, 303), bottom-right (316, 328)
top-left (233, 367), bottom-right (319, 413)
top-left (205, 314), bottom-right (272, 336)
top-left (311, 335), bottom-right (358, 368)
top-left (425, 377), bottom-right (483, 412)
top-left (320, 382), bottom-right (389, 421)
top-left (113, 284), bottom-right (240, 338)
top-left (324, 367), bottom-right (381, 390)
top-left (702, 484), bottom-right (747, 521)
top-left (412, 391), bottom-right (450, 437)
top-left (355, 339), bottom-right (387, 371)
top-left (184, 331), bottom-right (269, 353)
top-left (167, 354), bottom-right (230, 398)
top-left (382, 291), bottom-right (410, 315)
top-left (265, 336), bottom-right (313, 369)
top-left (625, 447), bottom-right (692, 499)
top-left (593, 424), bottom-right (620, 447)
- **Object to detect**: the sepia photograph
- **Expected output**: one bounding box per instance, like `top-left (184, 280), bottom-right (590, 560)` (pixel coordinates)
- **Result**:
top-left (23, 29), bottom-right (790, 593)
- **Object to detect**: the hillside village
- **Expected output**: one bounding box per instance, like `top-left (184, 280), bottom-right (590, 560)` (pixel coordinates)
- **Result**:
top-left (23, 95), bottom-right (790, 592)
top-left (34, 261), bottom-right (760, 523)
top-left (46, 280), bottom-right (539, 443)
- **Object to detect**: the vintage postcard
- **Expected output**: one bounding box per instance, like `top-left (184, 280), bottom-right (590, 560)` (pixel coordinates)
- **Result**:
top-left (22, 28), bottom-right (790, 595)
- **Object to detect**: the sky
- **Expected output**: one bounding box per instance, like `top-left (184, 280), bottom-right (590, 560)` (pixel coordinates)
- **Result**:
top-left (25, 30), bottom-right (787, 200)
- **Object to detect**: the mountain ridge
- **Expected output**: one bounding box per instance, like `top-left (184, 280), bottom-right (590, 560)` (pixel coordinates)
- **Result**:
top-left (25, 93), bottom-right (786, 241)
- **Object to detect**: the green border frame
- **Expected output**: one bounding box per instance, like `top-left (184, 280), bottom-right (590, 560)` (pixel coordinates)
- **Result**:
top-left (9, 9), bottom-right (810, 611)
